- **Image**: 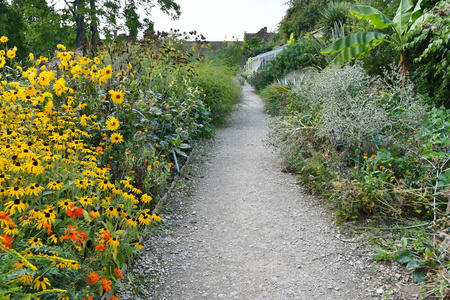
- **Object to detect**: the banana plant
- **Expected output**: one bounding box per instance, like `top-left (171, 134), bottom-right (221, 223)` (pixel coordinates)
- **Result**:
top-left (321, 0), bottom-right (425, 75)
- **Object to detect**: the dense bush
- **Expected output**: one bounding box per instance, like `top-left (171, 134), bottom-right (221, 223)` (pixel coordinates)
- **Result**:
top-left (249, 39), bottom-right (321, 90)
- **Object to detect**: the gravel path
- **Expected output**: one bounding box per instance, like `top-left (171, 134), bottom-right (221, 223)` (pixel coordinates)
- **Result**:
top-left (118, 84), bottom-right (416, 299)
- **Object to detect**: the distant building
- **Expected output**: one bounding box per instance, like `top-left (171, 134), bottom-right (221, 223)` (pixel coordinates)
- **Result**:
top-left (244, 27), bottom-right (273, 42)
top-left (245, 45), bottom-right (288, 74)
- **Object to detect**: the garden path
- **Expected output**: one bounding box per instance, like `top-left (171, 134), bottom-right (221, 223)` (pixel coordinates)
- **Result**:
top-left (121, 84), bottom-right (379, 299)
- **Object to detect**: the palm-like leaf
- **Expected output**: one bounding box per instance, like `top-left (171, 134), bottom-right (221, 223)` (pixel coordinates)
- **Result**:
top-left (350, 6), bottom-right (394, 29)
top-left (321, 32), bottom-right (386, 54)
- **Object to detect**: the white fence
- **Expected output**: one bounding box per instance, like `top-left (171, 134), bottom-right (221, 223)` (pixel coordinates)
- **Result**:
top-left (245, 45), bottom-right (287, 74)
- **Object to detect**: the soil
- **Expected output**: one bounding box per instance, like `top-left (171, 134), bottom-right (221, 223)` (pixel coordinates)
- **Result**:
top-left (118, 84), bottom-right (420, 300)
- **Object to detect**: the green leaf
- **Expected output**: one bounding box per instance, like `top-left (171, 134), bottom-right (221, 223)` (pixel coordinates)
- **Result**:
top-left (413, 268), bottom-right (427, 283)
top-left (322, 32), bottom-right (387, 54)
top-left (394, 249), bottom-right (412, 263)
top-left (406, 259), bottom-right (421, 269)
top-left (350, 5), bottom-right (394, 29)
top-left (331, 35), bottom-right (387, 64)
top-left (393, 0), bottom-right (414, 36)
top-left (401, 236), bottom-right (408, 248)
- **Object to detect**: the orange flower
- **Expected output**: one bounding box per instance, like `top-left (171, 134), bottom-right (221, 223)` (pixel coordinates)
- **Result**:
top-left (96, 146), bottom-right (104, 154)
top-left (0, 234), bottom-right (13, 249)
top-left (371, 154), bottom-right (377, 158)
top-left (101, 278), bottom-right (112, 292)
top-left (82, 297), bottom-right (94, 300)
top-left (96, 243), bottom-right (106, 252)
top-left (114, 268), bottom-right (124, 280)
top-left (86, 271), bottom-right (99, 284)
top-left (65, 205), bottom-right (83, 219)
top-left (42, 223), bottom-right (53, 234)
top-left (168, 163), bottom-right (173, 169)
top-left (363, 153), bottom-right (368, 157)
top-left (380, 165), bottom-right (385, 169)
top-left (111, 295), bottom-right (120, 300)
top-left (98, 230), bottom-right (111, 242)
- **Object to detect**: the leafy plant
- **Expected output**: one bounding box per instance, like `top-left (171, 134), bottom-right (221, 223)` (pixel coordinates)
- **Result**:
top-left (321, 0), bottom-right (425, 75)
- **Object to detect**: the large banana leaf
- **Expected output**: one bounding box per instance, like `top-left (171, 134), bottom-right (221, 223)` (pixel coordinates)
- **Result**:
top-left (393, 0), bottom-right (414, 37)
top-left (350, 6), bottom-right (394, 29)
top-left (321, 32), bottom-right (387, 54)
top-left (332, 37), bottom-right (387, 65)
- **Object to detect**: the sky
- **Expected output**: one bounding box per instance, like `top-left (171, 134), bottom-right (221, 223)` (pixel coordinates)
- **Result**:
top-left (150, 0), bottom-right (289, 41)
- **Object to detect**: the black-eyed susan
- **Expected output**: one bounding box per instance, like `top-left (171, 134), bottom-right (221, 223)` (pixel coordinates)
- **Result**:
top-left (28, 237), bottom-right (43, 247)
top-left (7, 186), bottom-right (25, 198)
top-left (0, 36), bottom-right (8, 43)
top-left (79, 196), bottom-right (93, 207)
top-left (89, 209), bottom-right (100, 219)
top-left (107, 237), bottom-right (119, 247)
top-left (4, 199), bottom-right (28, 215)
top-left (47, 180), bottom-right (64, 190)
top-left (134, 242), bottom-right (144, 250)
top-left (3, 223), bottom-right (18, 235)
top-left (19, 274), bottom-right (33, 285)
top-left (138, 213), bottom-right (151, 225)
top-left (141, 193), bottom-right (152, 203)
top-left (25, 183), bottom-right (45, 196)
top-left (105, 116), bottom-right (120, 131)
top-left (57, 199), bottom-right (73, 210)
top-left (33, 276), bottom-right (51, 291)
top-left (105, 206), bottom-right (118, 217)
top-left (48, 234), bottom-right (59, 244)
top-left (0, 173), bottom-right (10, 183)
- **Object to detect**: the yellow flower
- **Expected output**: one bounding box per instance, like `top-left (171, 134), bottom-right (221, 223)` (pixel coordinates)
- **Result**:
top-left (33, 276), bottom-right (51, 291)
top-left (0, 36), bottom-right (8, 43)
top-left (58, 199), bottom-right (73, 210)
top-left (6, 47), bottom-right (17, 59)
top-left (38, 70), bottom-right (55, 86)
top-left (4, 199), bottom-right (28, 215)
top-left (28, 237), bottom-right (43, 247)
top-left (19, 274), bottom-right (33, 285)
top-left (7, 186), bottom-right (24, 198)
top-left (141, 193), bottom-right (152, 203)
top-left (57, 44), bottom-right (66, 51)
top-left (108, 90), bottom-right (125, 104)
top-left (110, 133), bottom-right (124, 144)
top-left (107, 237), bottom-right (120, 247)
top-left (105, 116), bottom-right (120, 131)
top-left (47, 180), bottom-right (64, 190)
top-left (29, 52), bottom-right (34, 60)
top-left (134, 242), bottom-right (144, 250)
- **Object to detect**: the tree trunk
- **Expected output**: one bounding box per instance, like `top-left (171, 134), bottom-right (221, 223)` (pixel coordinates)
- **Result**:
top-left (73, 0), bottom-right (85, 50)
top-left (89, 0), bottom-right (98, 53)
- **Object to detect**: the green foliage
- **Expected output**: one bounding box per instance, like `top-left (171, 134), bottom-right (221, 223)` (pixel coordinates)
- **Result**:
top-left (321, 0), bottom-right (425, 66)
top-left (279, 0), bottom-right (328, 41)
top-left (191, 62), bottom-right (241, 126)
top-left (260, 83), bottom-right (292, 116)
top-left (0, 0), bottom-right (28, 58)
top-left (319, 1), bottom-right (352, 31)
top-left (249, 39), bottom-right (320, 90)
top-left (405, 0), bottom-right (450, 107)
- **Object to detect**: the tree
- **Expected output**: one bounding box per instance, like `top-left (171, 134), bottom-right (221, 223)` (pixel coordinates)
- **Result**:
top-left (63, 0), bottom-right (181, 51)
top-left (321, 0), bottom-right (425, 75)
